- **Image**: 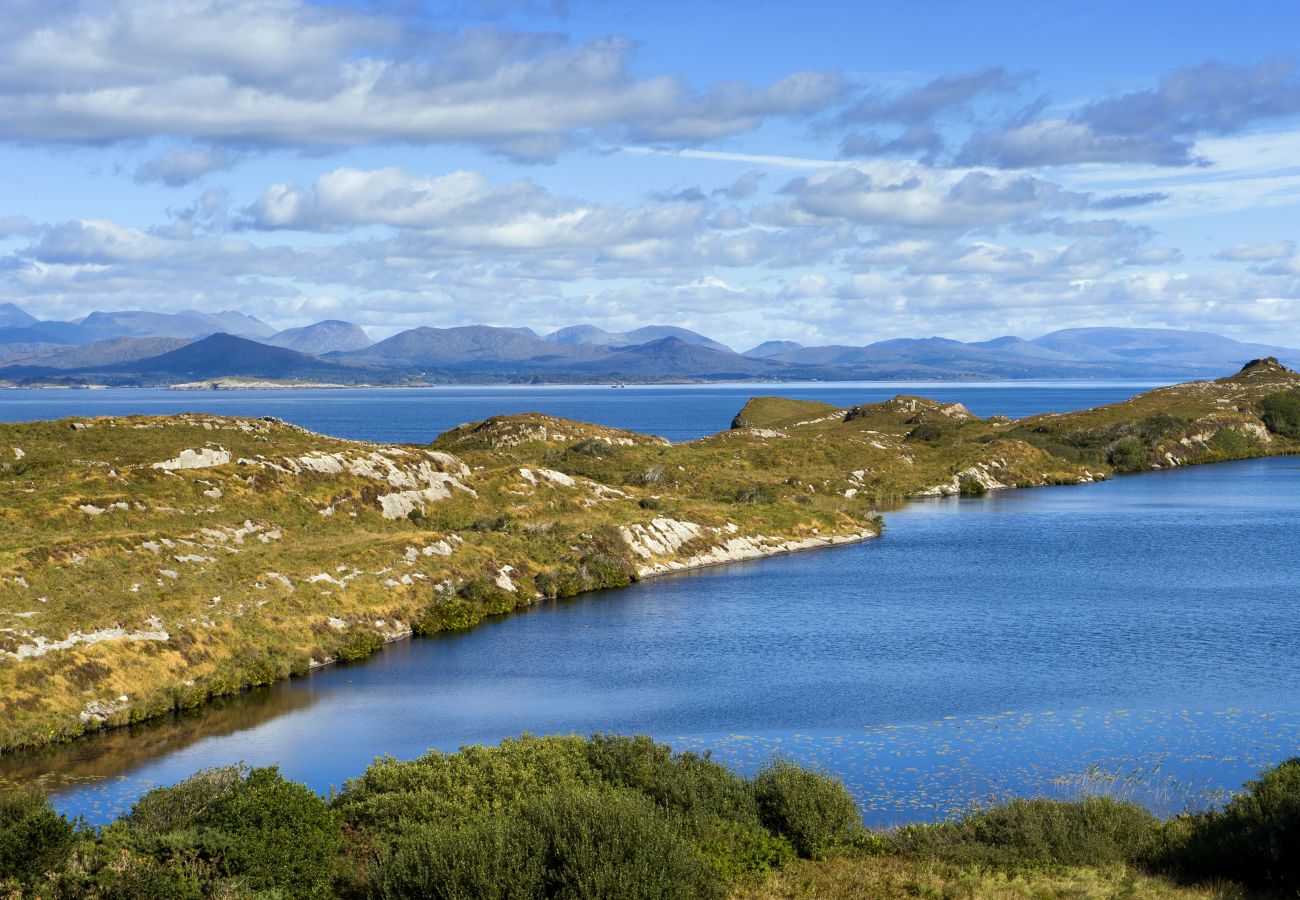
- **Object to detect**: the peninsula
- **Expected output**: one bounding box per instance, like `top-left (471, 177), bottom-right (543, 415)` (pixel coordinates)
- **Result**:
top-left (2, 359), bottom-right (1298, 753)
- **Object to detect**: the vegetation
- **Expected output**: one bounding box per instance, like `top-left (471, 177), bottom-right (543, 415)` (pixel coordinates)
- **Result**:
top-left (1, 737), bottom-right (1298, 898)
top-left (1259, 388), bottom-right (1300, 438)
top-left (1, 359), bottom-right (1298, 754)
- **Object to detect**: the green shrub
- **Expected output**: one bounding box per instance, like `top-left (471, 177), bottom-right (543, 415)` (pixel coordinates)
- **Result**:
top-left (0, 789), bottom-right (78, 884)
top-left (1260, 389), bottom-right (1300, 438)
top-left (336, 627), bottom-right (384, 662)
top-left (374, 784), bottom-right (723, 899)
top-left (890, 796), bottom-right (1160, 870)
top-left (1165, 757), bottom-right (1300, 893)
top-left (904, 422), bottom-right (947, 443)
top-left (1107, 438), bottom-right (1151, 471)
top-left (107, 765), bottom-right (343, 899)
top-left (413, 597), bottom-right (482, 634)
top-left (752, 759), bottom-right (861, 859)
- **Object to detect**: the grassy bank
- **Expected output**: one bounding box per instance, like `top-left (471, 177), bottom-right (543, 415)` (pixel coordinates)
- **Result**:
top-left (1, 734), bottom-right (1297, 898)
top-left (2, 360), bottom-right (1299, 753)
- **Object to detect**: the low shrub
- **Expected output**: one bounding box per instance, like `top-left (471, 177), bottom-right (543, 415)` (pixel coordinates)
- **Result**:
top-left (1107, 437), bottom-right (1151, 471)
top-left (336, 628), bottom-right (384, 662)
top-left (0, 789), bottom-right (78, 884)
top-left (413, 597), bottom-right (481, 635)
top-left (752, 759), bottom-right (861, 859)
top-left (373, 784), bottom-right (724, 899)
top-left (103, 765), bottom-right (343, 899)
top-left (1260, 388), bottom-right (1300, 438)
top-left (1163, 756), bottom-right (1300, 893)
top-left (889, 796), bottom-right (1160, 870)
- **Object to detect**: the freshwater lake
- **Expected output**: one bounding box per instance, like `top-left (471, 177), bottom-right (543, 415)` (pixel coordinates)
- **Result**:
top-left (2, 382), bottom-right (1298, 826)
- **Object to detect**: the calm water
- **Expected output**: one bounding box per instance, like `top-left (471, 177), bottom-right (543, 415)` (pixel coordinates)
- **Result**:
top-left (0, 381), bottom-right (1164, 442)
top-left (3, 383), bottom-right (1298, 826)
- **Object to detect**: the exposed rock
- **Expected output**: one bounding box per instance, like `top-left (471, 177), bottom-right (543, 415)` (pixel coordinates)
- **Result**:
top-left (152, 447), bottom-right (232, 470)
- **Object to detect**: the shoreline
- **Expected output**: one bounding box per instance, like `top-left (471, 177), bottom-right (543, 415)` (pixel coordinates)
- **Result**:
top-left (2, 360), bottom-right (1296, 757)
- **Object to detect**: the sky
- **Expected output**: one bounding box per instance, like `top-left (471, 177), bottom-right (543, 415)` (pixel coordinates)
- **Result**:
top-left (2, 0), bottom-right (1300, 350)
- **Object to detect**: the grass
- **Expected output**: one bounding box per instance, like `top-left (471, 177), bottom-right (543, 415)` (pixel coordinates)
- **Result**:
top-left (737, 855), bottom-right (1243, 899)
top-left (1, 359), bottom-right (1298, 753)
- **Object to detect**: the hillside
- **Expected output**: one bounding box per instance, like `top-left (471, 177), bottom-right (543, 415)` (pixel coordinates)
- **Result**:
top-left (265, 320), bottom-right (372, 355)
top-left (0, 360), bottom-right (1297, 752)
top-left (0, 334), bottom-right (404, 386)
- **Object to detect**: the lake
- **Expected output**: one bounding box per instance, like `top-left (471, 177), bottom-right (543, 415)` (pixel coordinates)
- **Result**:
top-left (0, 381), bottom-right (1165, 442)
top-left (2, 382), bottom-right (1297, 826)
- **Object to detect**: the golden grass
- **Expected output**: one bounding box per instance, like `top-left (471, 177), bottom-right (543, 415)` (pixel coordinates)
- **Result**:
top-left (738, 853), bottom-right (1246, 900)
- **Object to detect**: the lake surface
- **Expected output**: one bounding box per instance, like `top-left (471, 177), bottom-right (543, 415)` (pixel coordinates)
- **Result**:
top-left (0, 381), bottom-right (1165, 442)
top-left (3, 383), bottom-right (1298, 826)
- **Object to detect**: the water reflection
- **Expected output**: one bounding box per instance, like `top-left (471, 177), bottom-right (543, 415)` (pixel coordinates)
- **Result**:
top-left (0, 687), bottom-right (313, 800)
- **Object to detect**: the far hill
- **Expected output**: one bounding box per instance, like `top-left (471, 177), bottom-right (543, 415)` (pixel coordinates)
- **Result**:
top-left (563, 336), bottom-right (782, 380)
top-left (0, 336), bottom-right (190, 369)
top-left (1, 334), bottom-right (401, 386)
top-left (0, 303), bottom-right (36, 329)
top-left (743, 340), bottom-right (803, 358)
top-left (545, 324), bottom-right (733, 353)
top-left (340, 325), bottom-right (598, 369)
top-left (266, 320), bottom-right (372, 355)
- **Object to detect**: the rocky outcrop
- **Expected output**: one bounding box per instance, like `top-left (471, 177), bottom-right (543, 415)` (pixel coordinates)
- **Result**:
top-left (152, 447), bottom-right (232, 470)
top-left (618, 517), bottom-right (876, 578)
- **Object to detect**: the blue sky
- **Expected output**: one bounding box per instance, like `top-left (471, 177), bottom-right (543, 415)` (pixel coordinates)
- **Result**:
top-left (2, 0), bottom-right (1300, 349)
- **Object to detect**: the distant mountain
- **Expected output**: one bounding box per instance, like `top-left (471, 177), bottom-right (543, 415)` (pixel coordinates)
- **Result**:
top-left (0, 336), bottom-right (191, 369)
top-left (74, 310), bottom-right (273, 343)
top-left (266, 320), bottom-right (372, 355)
top-left (5, 304), bottom-right (1299, 384)
top-left (564, 337), bottom-right (781, 380)
top-left (545, 324), bottom-right (733, 354)
top-left (1029, 327), bottom-right (1300, 372)
top-left (0, 334), bottom-right (399, 385)
top-left (0, 303), bottom-right (36, 329)
top-left (744, 340), bottom-right (803, 359)
top-left (0, 322), bottom-right (88, 346)
top-left (341, 326), bottom-right (596, 369)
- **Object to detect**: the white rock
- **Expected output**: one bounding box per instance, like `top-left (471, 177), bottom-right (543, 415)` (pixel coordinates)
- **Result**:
top-left (152, 447), bottom-right (232, 470)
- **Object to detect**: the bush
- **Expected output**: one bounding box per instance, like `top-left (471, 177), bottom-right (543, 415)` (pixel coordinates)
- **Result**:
top-left (336, 627), bottom-right (384, 662)
top-left (413, 597), bottom-right (481, 634)
top-left (1260, 389), bottom-right (1300, 438)
top-left (1107, 438), bottom-right (1151, 471)
top-left (890, 796), bottom-right (1160, 870)
top-left (107, 765), bottom-right (343, 899)
top-left (752, 759), bottom-right (861, 859)
top-left (0, 789), bottom-right (78, 884)
top-left (904, 422), bottom-right (947, 443)
top-left (374, 784), bottom-right (724, 899)
top-left (1165, 757), bottom-right (1300, 893)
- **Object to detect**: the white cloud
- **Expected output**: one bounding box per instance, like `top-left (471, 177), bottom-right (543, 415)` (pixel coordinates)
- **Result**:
top-left (1216, 241), bottom-right (1296, 262)
top-left (134, 146), bottom-right (243, 186)
top-left (0, 1), bottom-right (841, 160)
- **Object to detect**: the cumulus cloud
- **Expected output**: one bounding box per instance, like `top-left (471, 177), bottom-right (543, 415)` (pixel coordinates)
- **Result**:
top-left (772, 164), bottom-right (1088, 230)
top-left (247, 166), bottom-right (711, 253)
top-left (959, 60), bottom-right (1300, 168)
top-left (0, 0), bottom-right (842, 160)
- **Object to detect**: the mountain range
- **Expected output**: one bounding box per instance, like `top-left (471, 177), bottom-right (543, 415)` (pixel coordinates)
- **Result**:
top-left (1, 302), bottom-right (1298, 386)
